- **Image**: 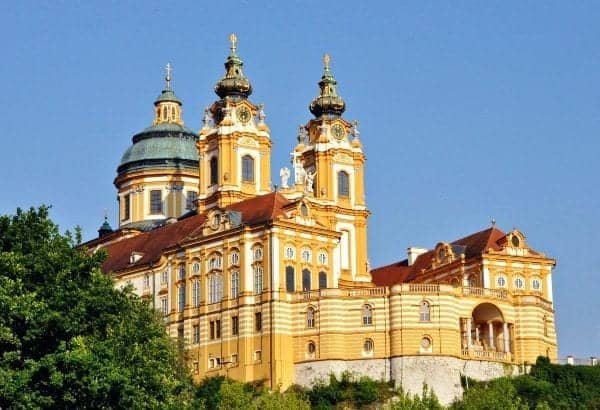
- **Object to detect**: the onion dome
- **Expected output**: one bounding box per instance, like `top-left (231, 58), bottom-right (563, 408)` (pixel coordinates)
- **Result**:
top-left (214, 34), bottom-right (252, 100)
top-left (309, 54), bottom-right (346, 118)
top-left (98, 215), bottom-right (113, 238)
top-left (117, 64), bottom-right (198, 176)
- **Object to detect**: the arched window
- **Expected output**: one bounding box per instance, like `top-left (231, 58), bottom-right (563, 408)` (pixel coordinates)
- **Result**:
top-left (210, 157), bottom-right (218, 185)
top-left (253, 266), bottom-right (263, 294)
top-left (285, 266), bottom-right (295, 292)
top-left (307, 307), bottom-right (315, 328)
top-left (178, 265), bottom-right (186, 280)
top-left (302, 269), bottom-right (311, 291)
top-left (318, 271), bottom-right (327, 289)
top-left (419, 301), bottom-right (431, 322)
top-left (363, 339), bottom-right (374, 354)
top-left (307, 341), bottom-right (316, 354)
top-left (208, 275), bottom-right (223, 304)
top-left (253, 247), bottom-right (263, 261)
top-left (192, 279), bottom-right (200, 307)
top-left (230, 251), bottom-right (240, 266)
top-left (318, 251), bottom-right (328, 265)
top-left (338, 170), bottom-right (350, 198)
top-left (231, 271), bottom-right (240, 299)
top-left (362, 304), bottom-right (373, 326)
top-left (242, 155), bottom-right (255, 182)
top-left (285, 246), bottom-right (295, 259)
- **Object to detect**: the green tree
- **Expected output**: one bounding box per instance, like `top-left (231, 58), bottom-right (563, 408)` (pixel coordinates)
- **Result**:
top-left (0, 206), bottom-right (193, 409)
top-left (451, 377), bottom-right (527, 410)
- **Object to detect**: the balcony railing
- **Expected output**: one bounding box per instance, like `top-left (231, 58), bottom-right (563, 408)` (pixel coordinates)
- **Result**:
top-left (462, 286), bottom-right (508, 300)
top-left (462, 348), bottom-right (512, 362)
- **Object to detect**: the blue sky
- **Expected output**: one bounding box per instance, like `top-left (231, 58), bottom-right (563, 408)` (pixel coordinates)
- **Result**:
top-left (1, 1), bottom-right (598, 358)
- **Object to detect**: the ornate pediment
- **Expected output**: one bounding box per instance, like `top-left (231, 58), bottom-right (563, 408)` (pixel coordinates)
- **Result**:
top-left (497, 229), bottom-right (530, 256)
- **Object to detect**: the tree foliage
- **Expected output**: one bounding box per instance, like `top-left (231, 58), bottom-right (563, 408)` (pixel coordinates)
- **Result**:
top-left (0, 206), bottom-right (193, 408)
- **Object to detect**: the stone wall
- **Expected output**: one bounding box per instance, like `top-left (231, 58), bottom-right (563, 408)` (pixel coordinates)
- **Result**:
top-left (295, 356), bottom-right (521, 406)
top-left (391, 356), bottom-right (520, 405)
top-left (294, 358), bottom-right (389, 387)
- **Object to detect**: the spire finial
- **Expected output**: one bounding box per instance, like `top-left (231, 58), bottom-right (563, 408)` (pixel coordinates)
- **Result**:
top-left (103, 208), bottom-right (108, 220)
top-left (229, 33), bottom-right (238, 54)
top-left (165, 62), bottom-right (172, 90)
top-left (323, 53), bottom-right (331, 71)
top-left (491, 218), bottom-right (496, 227)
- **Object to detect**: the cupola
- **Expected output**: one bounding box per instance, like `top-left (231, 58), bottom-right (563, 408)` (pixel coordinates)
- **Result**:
top-left (309, 54), bottom-right (346, 118)
top-left (153, 63), bottom-right (184, 126)
top-left (214, 33), bottom-right (253, 100)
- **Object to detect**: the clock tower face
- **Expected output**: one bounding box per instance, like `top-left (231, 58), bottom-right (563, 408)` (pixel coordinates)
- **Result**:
top-left (236, 106), bottom-right (251, 124)
top-left (331, 123), bottom-right (345, 141)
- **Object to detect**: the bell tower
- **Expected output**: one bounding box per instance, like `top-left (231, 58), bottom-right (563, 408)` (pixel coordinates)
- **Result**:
top-left (196, 34), bottom-right (272, 212)
top-left (287, 55), bottom-right (370, 284)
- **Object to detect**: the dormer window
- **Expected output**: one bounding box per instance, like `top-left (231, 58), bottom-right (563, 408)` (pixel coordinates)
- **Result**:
top-left (511, 235), bottom-right (520, 247)
top-left (129, 252), bottom-right (143, 264)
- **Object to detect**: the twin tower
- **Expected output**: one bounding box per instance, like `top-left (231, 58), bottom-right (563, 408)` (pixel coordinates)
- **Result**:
top-left (113, 34), bottom-right (370, 282)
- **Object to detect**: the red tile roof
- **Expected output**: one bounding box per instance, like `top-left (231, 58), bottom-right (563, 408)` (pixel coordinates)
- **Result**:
top-left (94, 192), bottom-right (293, 274)
top-left (370, 227), bottom-right (507, 286)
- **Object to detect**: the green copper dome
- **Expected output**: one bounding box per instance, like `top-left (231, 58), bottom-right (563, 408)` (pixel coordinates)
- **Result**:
top-left (117, 123), bottom-right (199, 175)
top-left (155, 89), bottom-right (182, 104)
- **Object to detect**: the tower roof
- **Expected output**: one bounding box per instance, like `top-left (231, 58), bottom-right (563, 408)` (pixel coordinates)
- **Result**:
top-left (116, 64), bottom-right (198, 177)
top-left (214, 33), bottom-right (253, 100)
top-left (309, 54), bottom-right (346, 118)
top-left (154, 63), bottom-right (182, 104)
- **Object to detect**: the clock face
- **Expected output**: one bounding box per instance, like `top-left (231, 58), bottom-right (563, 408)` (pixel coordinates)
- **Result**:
top-left (331, 123), bottom-right (345, 141)
top-left (236, 106), bottom-right (251, 124)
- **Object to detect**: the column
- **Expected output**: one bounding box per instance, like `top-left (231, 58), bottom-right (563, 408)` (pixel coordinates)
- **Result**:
top-left (488, 322), bottom-right (495, 349)
top-left (475, 326), bottom-right (480, 343)
top-left (466, 318), bottom-right (472, 348)
top-left (503, 322), bottom-right (510, 353)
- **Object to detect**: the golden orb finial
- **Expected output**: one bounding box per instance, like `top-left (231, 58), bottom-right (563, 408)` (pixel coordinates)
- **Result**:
top-left (229, 33), bottom-right (237, 53)
top-left (323, 53), bottom-right (331, 70)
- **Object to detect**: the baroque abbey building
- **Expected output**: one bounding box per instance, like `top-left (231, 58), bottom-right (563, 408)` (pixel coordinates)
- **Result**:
top-left (87, 35), bottom-right (557, 403)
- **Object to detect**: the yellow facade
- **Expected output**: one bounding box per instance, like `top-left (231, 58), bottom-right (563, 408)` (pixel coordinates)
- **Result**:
top-left (93, 35), bottom-right (557, 401)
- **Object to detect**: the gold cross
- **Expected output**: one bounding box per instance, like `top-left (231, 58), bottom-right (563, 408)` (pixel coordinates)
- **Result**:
top-left (229, 33), bottom-right (237, 53)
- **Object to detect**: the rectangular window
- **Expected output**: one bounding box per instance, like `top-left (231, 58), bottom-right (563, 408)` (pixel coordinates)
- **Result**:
top-left (231, 354), bottom-right (238, 364)
top-left (192, 361), bottom-right (199, 374)
top-left (210, 321), bottom-right (215, 340)
top-left (193, 324), bottom-right (200, 344)
top-left (160, 296), bottom-right (168, 316)
top-left (254, 266), bottom-right (263, 294)
top-left (254, 350), bottom-right (262, 361)
top-left (255, 312), bottom-right (262, 332)
top-left (161, 270), bottom-right (168, 284)
top-left (150, 190), bottom-right (162, 214)
top-left (177, 327), bottom-right (184, 340)
top-left (319, 271), bottom-right (327, 289)
top-left (216, 320), bottom-right (221, 338)
top-left (186, 191), bottom-right (198, 210)
top-left (232, 316), bottom-right (239, 336)
top-left (123, 194), bottom-right (131, 220)
top-left (285, 267), bottom-right (295, 292)
top-left (178, 285), bottom-right (186, 312)
top-left (242, 155), bottom-right (255, 182)
top-left (192, 280), bottom-right (200, 308)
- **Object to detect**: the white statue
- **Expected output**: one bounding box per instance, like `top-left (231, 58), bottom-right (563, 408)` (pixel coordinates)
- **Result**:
top-left (305, 169), bottom-right (316, 193)
top-left (295, 164), bottom-right (306, 185)
top-left (279, 167), bottom-right (290, 189)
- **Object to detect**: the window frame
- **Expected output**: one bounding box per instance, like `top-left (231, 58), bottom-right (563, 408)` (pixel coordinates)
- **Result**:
top-left (419, 300), bottom-right (431, 322)
top-left (150, 190), bottom-right (163, 214)
top-left (362, 304), bottom-right (373, 326)
top-left (241, 155), bottom-right (255, 182)
top-left (338, 170), bottom-right (350, 198)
